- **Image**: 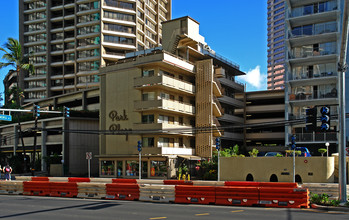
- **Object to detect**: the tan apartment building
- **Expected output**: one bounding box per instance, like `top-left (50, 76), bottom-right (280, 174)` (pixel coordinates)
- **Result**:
top-left (18, 0), bottom-right (171, 104)
top-left (99, 16), bottom-right (245, 178)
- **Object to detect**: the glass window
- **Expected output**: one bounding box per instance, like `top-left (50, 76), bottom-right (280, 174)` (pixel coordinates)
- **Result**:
top-left (126, 160), bottom-right (138, 176)
top-left (117, 161), bottom-right (123, 177)
top-left (142, 137), bottom-right (154, 147)
top-left (142, 69), bottom-right (154, 77)
top-left (142, 92), bottom-right (155, 101)
top-left (150, 161), bottom-right (167, 177)
top-left (142, 114), bottom-right (154, 123)
top-left (101, 160), bottom-right (115, 176)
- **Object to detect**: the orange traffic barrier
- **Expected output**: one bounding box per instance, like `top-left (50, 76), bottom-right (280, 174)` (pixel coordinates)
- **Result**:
top-left (175, 185), bottom-right (215, 205)
top-left (106, 183), bottom-right (139, 200)
top-left (23, 181), bottom-right (50, 196)
top-left (112, 179), bottom-right (137, 184)
top-left (50, 182), bottom-right (78, 197)
top-left (216, 186), bottom-right (259, 206)
top-left (68, 177), bottom-right (90, 183)
top-left (259, 187), bottom-right (309, 208)
top-left (164, 180), bottom-right (193, 185)
top-left (31, 177), bottom-right (49, 181)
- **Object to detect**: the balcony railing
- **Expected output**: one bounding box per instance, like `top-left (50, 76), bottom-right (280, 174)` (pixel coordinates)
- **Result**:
top-left (289, 0), bottom-right (337, 18)
top-left (289, 49), bottom-right (336, 59)
top-left (288, 22), bottom-right (337, 39)
top-left (134, 75), bottom-right (195, 94)
top-left (289, 89), bottom-right (338, 101)
top-left (289, 71), bottom-right (337, 81)
top-left (213, 96), bottom-right (224, 115)
top-left (134, 99), bottom-right (195, 115)
top-left (292, 132), bottom-right (337, 142)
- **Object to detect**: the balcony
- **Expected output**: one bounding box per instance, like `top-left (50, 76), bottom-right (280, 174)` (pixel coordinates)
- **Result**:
top-left (213, 78), bottom-right (223, 97)
top-left (134, 123), bottom-right (194, 136)
top-left (213, 96), bottom-right (224, 117)
top-left (288, 51), bottom-right (337, 65)
top-left (218, 77), bottom-right (244, 92)
top-left (215, 67), bottom-right (225, 78)
top-left (212, 117), bottom-right (223, 137)
top-left (289, 71), bottom-right (337, 82)
top-left (293, 132), bottom-right (337, 143)
top-left (134, 75), bottom-right (195, 95)
top-left (134, 99), bottom-right (195, 115)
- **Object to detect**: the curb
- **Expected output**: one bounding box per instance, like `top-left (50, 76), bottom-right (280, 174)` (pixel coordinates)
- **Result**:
top-left (311, 203), bottom-right (349, 212)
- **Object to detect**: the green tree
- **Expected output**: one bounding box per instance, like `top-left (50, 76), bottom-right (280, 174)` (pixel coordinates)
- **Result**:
top-left (318, 148), bottom-right (327, 157)
top-left (0, 38), bottom-right (34, 105)
top-left (248, 148), bottom-right (259, 157)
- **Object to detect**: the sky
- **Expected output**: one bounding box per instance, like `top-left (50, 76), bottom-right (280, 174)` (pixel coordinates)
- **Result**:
top-left (0, 0), bottom-right (268, 97)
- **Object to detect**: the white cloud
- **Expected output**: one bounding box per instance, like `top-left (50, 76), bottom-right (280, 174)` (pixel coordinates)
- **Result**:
top-left (237, 65), bottom-right (267, 91)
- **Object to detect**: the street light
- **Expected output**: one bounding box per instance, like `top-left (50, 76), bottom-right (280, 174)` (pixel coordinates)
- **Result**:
top-left (325, 142), bottom-right (330, 157)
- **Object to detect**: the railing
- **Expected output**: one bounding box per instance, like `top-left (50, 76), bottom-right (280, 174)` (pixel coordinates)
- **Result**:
top-left (293, 132), bottom-right (337, 142)
top-left (288, 22), bottom-right (337, 39)
top-left (289, 1), bottom-right (337, 18)
top-left (213, 77), bottom-right (223, 92)
top-left (202, 48), bottom-right (240, 70)
top-left (289, 71), bottom-right (337, 80)
top-left (289, 90), bottom-right (338, 101)
top-left (213, 96), bottom-right (224, 114)
top-left (289, 49), bottom-right (336, 59)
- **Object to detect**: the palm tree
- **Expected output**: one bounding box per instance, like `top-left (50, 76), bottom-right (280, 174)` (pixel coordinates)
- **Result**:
top-left (0, 38), bottom-right (34, 172)
top-left (0, 37), bottom-right (34, 105)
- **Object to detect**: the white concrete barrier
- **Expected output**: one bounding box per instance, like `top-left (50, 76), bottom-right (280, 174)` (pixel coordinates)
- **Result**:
top-left (139, 185), bottom-right (175, 203)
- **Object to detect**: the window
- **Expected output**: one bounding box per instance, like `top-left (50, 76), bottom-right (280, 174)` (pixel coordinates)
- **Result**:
top-left (158, 137), bottom-right (174, 148)
top-left (142, 137), bottom-right (154, 147)
top-left (101, 161), bottom-right (114, 176)
top-left (142, 69), bottom-right (154, 77)
top-left (142, 92), bottom-right (155, 101)
top-left (150, 161), bottom-right (167, 177)
top-left (104, 23), bottom-right (134, 34)
top-left (142, 114), bottom-right (154, 123)
top-left (104, 35), bottom-right (134, 45)
top-left (104, 11), bottom-right (134, 22)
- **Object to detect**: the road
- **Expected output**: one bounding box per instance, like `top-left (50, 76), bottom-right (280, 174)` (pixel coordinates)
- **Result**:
top-left (0, 195), bottom-right (348, 219)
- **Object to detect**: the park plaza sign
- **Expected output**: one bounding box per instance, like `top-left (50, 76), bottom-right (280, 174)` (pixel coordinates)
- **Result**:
top-left (108, 109), bottom-right (132, 132)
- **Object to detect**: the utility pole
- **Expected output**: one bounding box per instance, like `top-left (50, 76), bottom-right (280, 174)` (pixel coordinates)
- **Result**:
top-left (338, 0), bottom-right (349, 204)
top-left (137, 141), bottom-right (142, 180)
top-left (215, 137), bottom-right (220, 181)
top-left (32, 104), bottom-right (40, 176)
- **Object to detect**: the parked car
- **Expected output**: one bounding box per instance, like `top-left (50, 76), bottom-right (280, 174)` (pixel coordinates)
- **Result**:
top-left (264, 152), bottom-right (282, 157)
top-left (295, 147), bottom-right (311, 157)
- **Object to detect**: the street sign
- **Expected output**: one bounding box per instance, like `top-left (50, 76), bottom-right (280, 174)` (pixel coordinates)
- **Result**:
top-left (0, 114), bottom-right (12, 121)
top-left (86, 152), bottom-right (92, 160)
top-left (346, 147), bottom-right (349, 156)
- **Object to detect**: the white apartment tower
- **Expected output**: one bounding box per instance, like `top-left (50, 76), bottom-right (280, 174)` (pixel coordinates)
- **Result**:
top-left (285, 0), bottom-right (346, 154)
top-left (19, 0), bottom-right (171, 103)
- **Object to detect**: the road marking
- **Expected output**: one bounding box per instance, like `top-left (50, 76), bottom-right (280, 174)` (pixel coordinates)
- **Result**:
top-left (195, 213), bottom-right (210, 216)
top-left (231, 210), bottom-right (244, 213)
top-left (149, 217), bottom-right (167, 219)
top-left (265, 208), bottom-right (273, 210)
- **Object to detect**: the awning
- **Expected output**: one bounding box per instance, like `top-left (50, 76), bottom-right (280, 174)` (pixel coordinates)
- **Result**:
top-left (177, 155), bottom-right (202, 160)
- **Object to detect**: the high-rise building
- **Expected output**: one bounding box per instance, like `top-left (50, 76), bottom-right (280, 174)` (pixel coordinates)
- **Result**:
top-left (18, 0), bottom-right (171, 104)
top-left (267, 0), bottom-right (286, 90)
top-left (285, 0), bottom-right (345, 154)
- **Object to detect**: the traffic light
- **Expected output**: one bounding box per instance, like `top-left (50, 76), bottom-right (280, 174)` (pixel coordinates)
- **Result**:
top-left (291, 135), bottom-right (296, 150)
top-left (215, 137), bottom-right (220, 150)
top-left (320, 106), bottom-right (330, 132)
top-left (63, 106), bottom-right (70, 118)
top-left (137, 141), bottom-right (142, 152)
top-left (33, 104), bottom-right (40, 118)
top-left (305, 107), bottom-right (317, 132)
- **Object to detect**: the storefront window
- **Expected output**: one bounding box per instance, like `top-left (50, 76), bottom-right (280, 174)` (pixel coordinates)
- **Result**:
top-left (101, 161), bottom-right (115, 176)
top-left (150, 161), bottom-right (167, 177)
top-left (117, 161), bottom-right (123, 177)
top-left (126, 160), bottom-right (139, 176)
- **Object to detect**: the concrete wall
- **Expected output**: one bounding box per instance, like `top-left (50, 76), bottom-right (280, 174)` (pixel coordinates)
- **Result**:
top-left (220, 156), bottom-right (335, 183)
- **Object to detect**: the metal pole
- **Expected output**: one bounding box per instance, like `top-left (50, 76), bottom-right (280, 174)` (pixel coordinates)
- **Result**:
top-left (293, 149), bottom-right (295, 183)
top-left (338, 66), bottom-right (347, 203)
top-left (338, 0), bottom-right (349, 204)
top-left (139, 151), bottom-right (142, 180)
top-left (217, 149), bottom-right (220, 181)
top-left (88, 158), bottom-right (91, 178)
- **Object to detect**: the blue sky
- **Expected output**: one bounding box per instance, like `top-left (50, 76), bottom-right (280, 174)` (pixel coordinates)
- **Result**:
top-left (0, 0), bottom-right (267, 97)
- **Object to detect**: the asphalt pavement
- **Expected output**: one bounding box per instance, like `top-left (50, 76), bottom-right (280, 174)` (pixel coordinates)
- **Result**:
top-left (0, 195), bottom-right (348, 220)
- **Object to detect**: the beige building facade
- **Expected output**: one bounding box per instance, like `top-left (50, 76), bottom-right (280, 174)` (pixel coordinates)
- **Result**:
top-left (99, 17), bottom-right (245, 178)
